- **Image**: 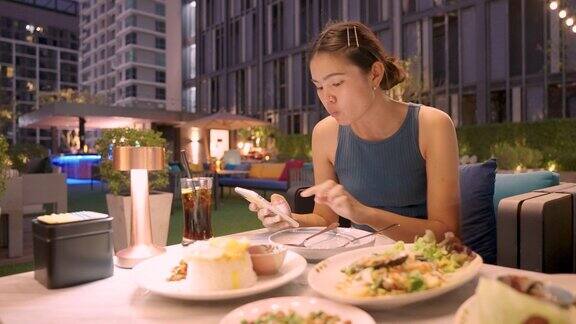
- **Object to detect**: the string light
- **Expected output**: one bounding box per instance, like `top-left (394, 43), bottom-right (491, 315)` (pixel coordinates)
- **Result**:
top-left (559, 9), bottom-right (567, 18)
top-left (573, 25), bottom-right (576, 33)
top-left (567, 17), bottom-right (575, 26)
top-left (550, 1), bottom-right (559, 10)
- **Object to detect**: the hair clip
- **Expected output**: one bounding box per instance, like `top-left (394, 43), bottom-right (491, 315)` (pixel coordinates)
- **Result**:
top-left (353, 26), bottom-right (359, 47)
top-left (346, 27), bottom-right (351, 47)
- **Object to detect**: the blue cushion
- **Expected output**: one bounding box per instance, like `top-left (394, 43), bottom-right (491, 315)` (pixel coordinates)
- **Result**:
top-left (224, 163), bottom-right (238, 170)
top-left (459, 159), bottom-right (497, 264)
top-left (168, 163), bottom-right (181, 173)
top-left (493, 171), bottom-right (560, 209)
top-left (219, 177), bottom-right (288, 191)
top-left (235, 162), bottom-right (251, 171)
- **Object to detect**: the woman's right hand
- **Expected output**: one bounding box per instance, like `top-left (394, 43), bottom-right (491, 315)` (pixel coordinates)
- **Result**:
top-left (248, 193), bottom-right (297, 232)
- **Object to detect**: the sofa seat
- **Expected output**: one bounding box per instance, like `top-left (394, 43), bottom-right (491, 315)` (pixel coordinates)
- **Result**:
top-left (218, 177), bottom-right (288, 191)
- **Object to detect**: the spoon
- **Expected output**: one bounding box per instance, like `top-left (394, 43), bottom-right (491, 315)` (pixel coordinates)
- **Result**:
top-left (340, 223), bottom-right (400, 248)
top-left (283, 222), bottom-right (339, 247)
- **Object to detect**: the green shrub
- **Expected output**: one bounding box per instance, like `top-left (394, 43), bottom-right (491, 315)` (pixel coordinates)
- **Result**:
top-left (95, 128), bottom-right (168, 195)
top-left (0, 135), bottom-right (9, 196)
top-left (490, 142), bottom-right (543, 170)
top-left (457, 119), bottom-right (576, 171)
top-left (276, 134), bottom-right (312, 162)
top-left (8, 143), bottom-right (49, 172)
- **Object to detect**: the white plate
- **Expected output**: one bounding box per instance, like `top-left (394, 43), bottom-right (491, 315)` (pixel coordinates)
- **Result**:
top-left (308, 244), bottom-right (483, 310)
top-left (133, 250), bottom-right (307, 301)
top-left (220, 296), bottom-right (376, 324)
top-left (454, 295), bottom-right (475, 324)
top-left (269, 227), bottom-right (378, 261)
top-left (454, 274), bottom-right (576, 324)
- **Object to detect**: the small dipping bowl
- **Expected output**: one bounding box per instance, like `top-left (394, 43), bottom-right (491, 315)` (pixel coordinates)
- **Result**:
top-left (248, 244), bottom-right (287, 276)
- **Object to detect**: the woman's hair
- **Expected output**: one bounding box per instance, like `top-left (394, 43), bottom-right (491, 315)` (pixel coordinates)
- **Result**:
top-left (309, 21), bottom-right (405, 90)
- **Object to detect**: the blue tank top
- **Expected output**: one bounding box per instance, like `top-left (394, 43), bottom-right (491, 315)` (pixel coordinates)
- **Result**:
top-left (334, 103), bottom-right (427, 230)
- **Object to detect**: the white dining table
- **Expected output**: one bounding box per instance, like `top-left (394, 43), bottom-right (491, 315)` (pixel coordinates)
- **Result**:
top-left (0, 228), bottom-right (574, 324)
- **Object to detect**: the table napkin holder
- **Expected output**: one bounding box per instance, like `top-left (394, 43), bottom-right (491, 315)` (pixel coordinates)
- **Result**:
top-left (32, 215), bottom-right (114, 289)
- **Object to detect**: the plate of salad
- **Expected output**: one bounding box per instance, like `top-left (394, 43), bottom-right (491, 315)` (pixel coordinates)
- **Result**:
top-left (308, 230), bottom-right (483, 310)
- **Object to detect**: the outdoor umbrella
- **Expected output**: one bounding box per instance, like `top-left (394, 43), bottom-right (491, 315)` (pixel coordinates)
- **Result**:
top-left (183, 112), bottom-right (269, 130)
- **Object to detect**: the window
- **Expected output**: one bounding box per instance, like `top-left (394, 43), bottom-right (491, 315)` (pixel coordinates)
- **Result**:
top-left (402, 0), bottom-right (416, 13)
top-left (125, 15), bottom-right (137, 28)
top-left (155, 2), bottom-right (165, 15)
top-left (155, 20), bottom-right (165, 33)
top-left (126, 0), bottom-right (137, 10)
top-left (448, 12), bottom-right (459, 85)
top-left (292, 114), bottom-right (301, 134)
top-left (300, 0), bottom-right (313, 44)
top-left (210, 78), bottom-right (219, 112)
top-left (235, 69), bottom-right (246, 114)
top-left (509, 0), bottom-right (522, 77)
top-left (432, 16), bottom-right (446, 88)
top-left (155, 37), bottom-right (165, 49)
top-left (230, 20), bottom-right (241, 64)
top-left (125, 32), bottom-right (137, 45)
top-left (363, 0), bottom-right (381, 24)
top-left (241, 0), bottom-right (253, 11)
top-left (525, 0), bottom-right (543, 74)
top-left (155, 70), bottom-right (165, 83)
top-left (155, 53), bottom-right (165, 66)
top-left (0, 41), bottom-right (12, 63)
top-left (461, 94), bottom-right (477, 125)
top-left (271, 2), bottom-right (284, 52)
top-left (301, 53), bottom-right (315, 106)
top-left (490, 90), bottom-right (507, 123)
top-left (206, 0), bottom-right (215, 26)
top-left (215, 27), bottom-right (224, 70)
top-left (125, 85), bottom-right (137, 97)
top-left (125, 67), bottom-right (137, 80)
top-left (320, 0), bottom-right (342, 24)
top-left (125, 49), bottom-right (136, 62)
top-left (273, 59), bottom-right (286, 109)
top-left (155, 87), bottom-right (166, 100)
top-left (183, 86), bottom-right (196, 112)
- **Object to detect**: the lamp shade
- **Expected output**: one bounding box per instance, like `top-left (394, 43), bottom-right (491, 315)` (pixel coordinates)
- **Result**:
top-left (113, 146), bottom-right (165, 171)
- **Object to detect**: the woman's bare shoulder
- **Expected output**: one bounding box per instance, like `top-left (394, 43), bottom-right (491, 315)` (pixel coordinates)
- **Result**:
top-left (312, 116), bottom-right (339, 162)
top-left (417, 105), bottom-right (455, 129)
top-left (312, 116), bottom-right (339, 139)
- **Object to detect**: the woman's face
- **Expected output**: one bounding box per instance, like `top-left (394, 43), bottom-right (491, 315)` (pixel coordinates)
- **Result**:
top-left (309, 53), bottom-right (375, 125)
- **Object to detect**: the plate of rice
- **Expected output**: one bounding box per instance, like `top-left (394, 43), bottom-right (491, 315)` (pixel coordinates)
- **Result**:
top-left (133, 237), bottom-right (307, 300)
top-left (308, 230), bottom-right (482, 309)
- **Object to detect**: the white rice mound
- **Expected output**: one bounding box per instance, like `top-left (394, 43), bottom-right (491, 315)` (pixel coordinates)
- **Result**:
top-left (183, 238), bottom-right (258, 291)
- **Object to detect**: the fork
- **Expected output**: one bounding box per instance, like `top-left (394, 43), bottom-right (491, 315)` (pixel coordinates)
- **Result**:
top-left (340, 223), bottom-right (400, 248)
top-left (283, 222), bottom-right (339, 247)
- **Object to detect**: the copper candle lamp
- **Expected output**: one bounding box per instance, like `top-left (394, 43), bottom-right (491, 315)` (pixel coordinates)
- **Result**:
top-left (112, 146), bottom-right (166, 268)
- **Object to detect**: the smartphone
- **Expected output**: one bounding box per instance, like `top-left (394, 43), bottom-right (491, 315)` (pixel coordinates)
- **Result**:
top-left (234, 187), bottom-right (299, 227)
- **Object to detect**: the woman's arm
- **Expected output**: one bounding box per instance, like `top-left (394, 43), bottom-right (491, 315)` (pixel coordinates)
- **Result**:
top-left (301, 107), bottom-right (460, 242)
top-left (291, 117), bottom-right (340, 227)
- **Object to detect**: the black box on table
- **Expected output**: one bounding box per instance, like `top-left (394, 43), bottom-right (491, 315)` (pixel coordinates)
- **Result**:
top-left (32, 214), bottom-right (114, 289)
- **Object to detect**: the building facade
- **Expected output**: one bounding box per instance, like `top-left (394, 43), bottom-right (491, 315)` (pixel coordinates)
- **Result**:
top-left (195, 0), bottom-right (576, 134)
top-left (79, 0), bottom-right (173, 111)
top-left (0, 0), bottom-right (79, 144)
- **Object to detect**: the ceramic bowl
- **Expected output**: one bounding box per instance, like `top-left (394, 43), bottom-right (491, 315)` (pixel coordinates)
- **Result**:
top-left (248, 244), bottom-right (287, 275)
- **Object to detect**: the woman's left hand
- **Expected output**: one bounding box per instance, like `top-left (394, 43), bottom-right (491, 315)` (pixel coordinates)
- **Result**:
top-left (300, 180), bottom-right (365, 222)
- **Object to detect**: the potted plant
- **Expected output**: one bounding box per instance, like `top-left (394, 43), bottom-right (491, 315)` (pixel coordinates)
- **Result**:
top-left (95, 128), bottom-right (172, 252)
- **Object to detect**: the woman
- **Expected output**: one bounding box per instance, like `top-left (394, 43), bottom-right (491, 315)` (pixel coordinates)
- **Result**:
top-left (251, 21), bottom-right (460, 242)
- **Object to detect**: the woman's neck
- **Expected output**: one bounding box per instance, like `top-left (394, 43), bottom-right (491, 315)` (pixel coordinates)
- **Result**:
top-left (350, 93), bottom-right (408, 141)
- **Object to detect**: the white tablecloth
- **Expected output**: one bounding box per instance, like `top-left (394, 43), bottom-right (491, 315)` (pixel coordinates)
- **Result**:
top-left (0, 229), bottom-right (574, 323)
